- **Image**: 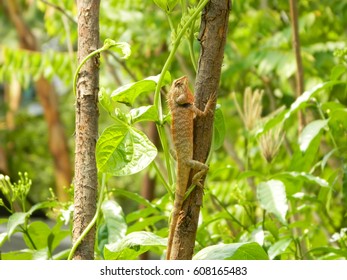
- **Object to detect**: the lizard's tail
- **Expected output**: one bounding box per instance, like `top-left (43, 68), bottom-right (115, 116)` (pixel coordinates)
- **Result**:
top-left (166, 193), bottom-right (184, 260)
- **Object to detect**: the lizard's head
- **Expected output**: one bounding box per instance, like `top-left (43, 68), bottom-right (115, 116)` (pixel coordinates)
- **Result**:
top-left (170, 76), bottom-right (194, 105)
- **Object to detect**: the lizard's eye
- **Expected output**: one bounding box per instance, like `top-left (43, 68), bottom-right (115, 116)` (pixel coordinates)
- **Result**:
top-left (174, 81), bottom-right (182, 87)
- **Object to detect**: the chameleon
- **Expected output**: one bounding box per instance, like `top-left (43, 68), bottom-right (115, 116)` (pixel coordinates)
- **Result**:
top-left (166, 76), bottom-right (215, 260)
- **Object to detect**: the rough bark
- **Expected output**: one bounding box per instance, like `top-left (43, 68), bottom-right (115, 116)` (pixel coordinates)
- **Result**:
top-left (72, 0), bottom-right (100, 260)
top-left (169, 0), bottom-right (231, 260)
top-left (3, 0), bottom-right (72, 201)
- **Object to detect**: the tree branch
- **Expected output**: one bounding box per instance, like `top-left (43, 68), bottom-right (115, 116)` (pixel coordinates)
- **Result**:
top-left (169, 0), bottom-right (231, 260)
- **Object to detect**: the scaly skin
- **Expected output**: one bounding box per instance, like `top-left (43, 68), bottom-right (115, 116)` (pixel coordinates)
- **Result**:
top-left (166, 76), bottom-right (215, 260)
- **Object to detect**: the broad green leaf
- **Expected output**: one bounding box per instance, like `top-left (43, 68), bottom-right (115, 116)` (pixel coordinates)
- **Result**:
top-left (127, 215), bottom-right (167, 233)
top-left (126, 208), bottom-right (158, 224)
top-left (284, 81), bottom-right (343, 120)
top-left (22, 221), bottom-right (51, 250)
top-left (111, 72), bottom-right (171, 106)
top-left (329, 108), bottom-right (347, 133)
top-left (257, 180), bottom-right (288, 224)
top-left (299, 119), bottom-right (328, 152)
top-left (213, 105), bottom-right (226, 150)
top-left (114, 189), bottom-right (158, 210)
top-left (96, 122), bottom-right (157, 176)
top-left (193, 242), bottom-right (269, 260)
top-left (308, 247), bottom-right (347, 259)
top-left (49, 221), bottom-right (70, 252)
top-left (273, 172), bottom-right (329, 188)
top-left (330, 64), bottom-right (346, 81)
top-left (268, 238), bottom-right (292, 259)
top-left (129, 105), bottom-right (158, 123)
top-left (99, 87), bottom-right (115, 115)
top-left (256, 81), bottom-right (342, 137)
top-left (7, 212), bottom-right (29, 237)
top-left (104, 231), bottom-right (166, 260)
top-left (32, 248), bottom-right (50, 260)
top-left (1, 249), bottom-right (35, 260)
top-left (28, 201), bottom-right (58, 215)
top-left (101, 200), bottom-right (127, 244)
top-left (288, 135), bottom-right (321, 172)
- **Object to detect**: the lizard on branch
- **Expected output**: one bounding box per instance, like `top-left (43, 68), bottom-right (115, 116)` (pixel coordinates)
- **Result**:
top-left (166, 76), bottom-right (215, 260)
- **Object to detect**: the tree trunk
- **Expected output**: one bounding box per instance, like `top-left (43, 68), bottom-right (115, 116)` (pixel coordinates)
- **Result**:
top-left (169, 0), bottom-right (231, 260)
top-left (3, 0), bottom-right (72, 201)
top-left (72, 0), bottom-right (100, 260)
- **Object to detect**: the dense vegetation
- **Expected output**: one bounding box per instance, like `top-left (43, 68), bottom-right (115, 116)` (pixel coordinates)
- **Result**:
top-left (0, 0), bottom-right (347, 260)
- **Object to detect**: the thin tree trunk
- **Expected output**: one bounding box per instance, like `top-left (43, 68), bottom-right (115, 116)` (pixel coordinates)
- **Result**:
top-left (289, 0), bottom-right (305, 133)
top-left (169, 0), bottom-right (231, 260)
top-left (3, 0), bottom-right (72, 201)
top-left (72, 0), bottom-right (100, 260)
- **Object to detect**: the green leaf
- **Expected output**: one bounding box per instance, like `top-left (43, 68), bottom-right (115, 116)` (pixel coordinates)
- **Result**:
top-left (7, 212), bottom-right (29, 237)
top-left (129, 105), bottom-right (159, 123)
top-left (103, 39), bottom-right (131, 59)
top-left (114, 188), bottom-right (158, 210)
top-left (111, 72), bottom-right (171, 106)
top-left (127, 215), bottom-right (167, 233)
top-left (273, 172), bottom-right (329, 188)
top-left (256, 82), bottom-right (342, 137)
top-left (28, 201), bottom-right (58, 215)
top-left (104, 231), bottom-right (167, 260)
top-left (96, 122), bottom-right (157, 176)
top-left (193, 242), bottom-right (269, 260)
top-left (268, 238), bottom-right (292, 259)
top-left (99, 87), bottom-right (115, 115)
top-left (101, 200), bottom-right (127, 244)
top-left (49, 221), bottom-right (70, 252)
top-left (22, 221), bottom-right (51, 250)
top-left (213, 105), bottom-right (226, 150)
top-left (330, 64), bottom-right (346, 81)
top-left (257, 180), bottom-right (288, 224)
top-left (1, 249), bottom-right (35, 260)
top-left (299, 119), bottom-right (328, 152)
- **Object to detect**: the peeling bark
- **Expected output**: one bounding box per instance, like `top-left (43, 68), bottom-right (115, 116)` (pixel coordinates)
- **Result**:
top-left (72, 0), bottom-right (100, 260)
top-left (169, 0), bottom-right (231, 260)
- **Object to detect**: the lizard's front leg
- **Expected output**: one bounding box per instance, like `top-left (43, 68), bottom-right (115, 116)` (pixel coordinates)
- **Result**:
top-left (187, 159), bottom-right (209, 188)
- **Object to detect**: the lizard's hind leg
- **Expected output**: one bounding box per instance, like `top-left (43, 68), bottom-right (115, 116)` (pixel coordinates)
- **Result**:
top-left (188, 160), bottom-right (209, 188)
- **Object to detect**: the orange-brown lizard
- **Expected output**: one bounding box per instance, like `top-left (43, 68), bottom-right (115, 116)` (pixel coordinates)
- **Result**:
top-left (166, 76), bottom-right (215, 260)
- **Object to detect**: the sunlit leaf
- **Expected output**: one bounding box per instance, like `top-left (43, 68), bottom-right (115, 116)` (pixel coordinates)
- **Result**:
top-left (96, 122), bottom-right (157, 176)
top-left (193, 242), bottom-right (269, 260)
top-left (213, 105), bottom-right (226, 150)
top-left (129, 105), bottom-right (158, 123)
top-left (22, 221), bottom-right (51, 250)
top-left (101, 200), bottom-right (127, 244)
top-left (268, 238), bottom-right (292, 259)
top-left (257, 180), bottom-right (288, 224)
top-left (7, 212), bottom-right (29, 238)
top-left (111, 72), bottom-right (171, 106)
top-left (299, 119), bottom-right (328, 152)
top-left (104, 231), bottom-right (166, 260)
